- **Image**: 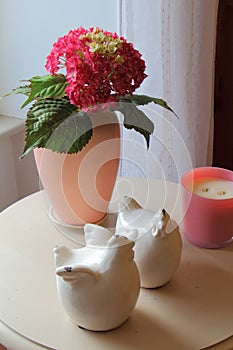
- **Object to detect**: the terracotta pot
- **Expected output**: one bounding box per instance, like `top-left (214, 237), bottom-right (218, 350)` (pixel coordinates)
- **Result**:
top-left (34, 111), bottom-right (120, 226)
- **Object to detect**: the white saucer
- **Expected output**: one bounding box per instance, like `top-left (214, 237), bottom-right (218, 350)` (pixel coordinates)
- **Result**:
top-left (48, 208), bottom-right (117, 245)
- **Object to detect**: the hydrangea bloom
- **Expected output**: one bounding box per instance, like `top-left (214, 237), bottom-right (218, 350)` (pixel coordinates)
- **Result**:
top-left (45, 27), bottom-right (147, 110)
top-left (5, 26), bottom-right (176, 157)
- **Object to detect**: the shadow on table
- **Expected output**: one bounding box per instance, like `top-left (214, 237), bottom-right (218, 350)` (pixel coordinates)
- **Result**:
top-left (87, 307), bottom-right (189, 350)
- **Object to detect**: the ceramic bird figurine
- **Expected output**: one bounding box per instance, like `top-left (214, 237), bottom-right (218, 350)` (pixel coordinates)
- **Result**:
top-left (54, 223), bottom-right (140, 331)
top-left (116, 196), bottom-right (182, 288)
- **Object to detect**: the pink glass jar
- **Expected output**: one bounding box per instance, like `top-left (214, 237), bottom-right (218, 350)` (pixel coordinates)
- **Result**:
top-left (181, 167), bottom-right (233, 248)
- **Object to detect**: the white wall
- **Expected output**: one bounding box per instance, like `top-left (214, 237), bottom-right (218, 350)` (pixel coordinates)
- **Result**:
top-left (0, 0), bottom-right (119, 118)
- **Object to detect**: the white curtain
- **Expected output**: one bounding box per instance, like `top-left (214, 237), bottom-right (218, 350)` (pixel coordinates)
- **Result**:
top-left (119, 0), bottom-right (219, 182)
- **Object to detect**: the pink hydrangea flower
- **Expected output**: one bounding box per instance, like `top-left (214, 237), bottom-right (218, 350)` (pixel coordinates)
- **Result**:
top-left (45, 27), bottom-right (147, 110)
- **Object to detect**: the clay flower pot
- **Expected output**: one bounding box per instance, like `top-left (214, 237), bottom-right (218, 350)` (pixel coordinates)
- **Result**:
top-left (34, 111), bottom-right (120, 226)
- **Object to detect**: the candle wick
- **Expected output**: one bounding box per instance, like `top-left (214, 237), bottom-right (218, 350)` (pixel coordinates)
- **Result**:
top-left (201, 187), bottom-right (209, 192)
top-left (217, 191), bottom-right (226, 196)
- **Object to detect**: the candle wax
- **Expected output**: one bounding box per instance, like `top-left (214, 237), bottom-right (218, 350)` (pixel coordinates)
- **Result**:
top-left (193, 178), bottom-right (233, 199)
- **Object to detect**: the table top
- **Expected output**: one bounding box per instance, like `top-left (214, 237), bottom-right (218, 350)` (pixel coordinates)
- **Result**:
top-left (0, 177), bottom-right (233, 350)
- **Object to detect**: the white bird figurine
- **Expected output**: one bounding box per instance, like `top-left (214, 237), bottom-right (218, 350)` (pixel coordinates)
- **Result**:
top-left (116, 196), bottom-right (182, 288)
top-left (54, 223), bottom-right (140, 331)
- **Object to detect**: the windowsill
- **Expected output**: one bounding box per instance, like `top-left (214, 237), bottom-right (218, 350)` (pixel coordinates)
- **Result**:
top-left (0, 114), bottom-right (24, 138)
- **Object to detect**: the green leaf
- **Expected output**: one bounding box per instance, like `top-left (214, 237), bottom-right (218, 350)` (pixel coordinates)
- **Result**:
top-left (115, 101), bottom-right (154, 148)
top-left (118, 94), bottom-right (178, 118)
top-left (45, 112), bottom-right (93, 154)
top-left (21, 98), bottom-right (92, 157)
top-left (21, 74), bottom-right (67, 108)
top-left (2, 84), bottom-right (31, 98)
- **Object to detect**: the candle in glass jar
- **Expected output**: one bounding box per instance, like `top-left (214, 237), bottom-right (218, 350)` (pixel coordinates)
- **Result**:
top-left (193, 178), bottom-right (233, 199)
top-left (181, 167), bottom-right (233, 249)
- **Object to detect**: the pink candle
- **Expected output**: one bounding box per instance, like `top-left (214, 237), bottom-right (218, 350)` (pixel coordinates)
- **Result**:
top-left (181, 167), bottom-right (233, 248)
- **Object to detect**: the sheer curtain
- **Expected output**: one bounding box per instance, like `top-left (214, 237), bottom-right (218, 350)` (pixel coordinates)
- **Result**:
top-left (119, 0), bottom-right (219, 182)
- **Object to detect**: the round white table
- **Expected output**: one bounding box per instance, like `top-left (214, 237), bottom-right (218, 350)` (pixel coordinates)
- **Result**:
top-left (0, 178), bottom-right (233, 350)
